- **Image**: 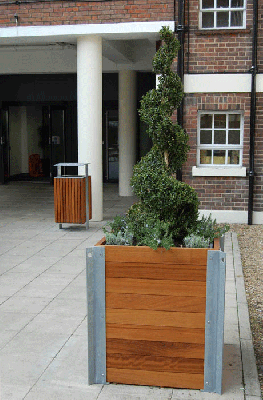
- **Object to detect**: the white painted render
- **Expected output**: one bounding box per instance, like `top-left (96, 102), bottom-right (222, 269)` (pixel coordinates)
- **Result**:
top-left (77, 36), bottom-right (103, 221)
top-left (199, 209), bottom-right (263, 224)
top-left (184, 73), bottom-right (255, 93)
top-left (118, 70), bottom-right (137, 196)
top-left (0, 21), bottom-right (174, 44)
top-left (192, 166), bottom-right (247, 177)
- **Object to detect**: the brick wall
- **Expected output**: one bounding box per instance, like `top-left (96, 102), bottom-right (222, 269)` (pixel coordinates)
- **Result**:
top-left (183, 0), bottom-right (254, 73)
top-left (254, 93), bottom-right (263, 212)
top-left (182, 93), bottom-right (251, 211)
top-left (0, 0), bottom-right (174, 27)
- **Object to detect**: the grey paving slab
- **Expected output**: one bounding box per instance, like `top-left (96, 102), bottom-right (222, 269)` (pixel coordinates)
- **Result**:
top-left (0, 184), bottom-right (261, 400)
top-left (23, 312), bottom-right (85, 335)
top-left (0, 296), bottom-right (51, 314)
top-left (37, 334), bottom-right (89, 387)
top-left (98, 384), bottom-right (173, 399)
top-left (0, 384), bottom-right (33, 400)
top-left (0, 312), bottom-right (36, 333)
top-left (23, 384), bottom-right (103, 400)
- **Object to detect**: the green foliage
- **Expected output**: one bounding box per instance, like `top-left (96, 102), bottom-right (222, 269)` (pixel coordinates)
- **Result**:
top-left (130, 146), bottom-right (199, 242)
top-left (105, 27), bottom-right (205, 249)
top-left (191, 214), bottom-right (230, 244)
top-left (127, 203), bottom-right (174, 250)
top-left (103, 216), bottom-right (133, 246)
top-left (138, 26), bottom-right (189, 173)
top-left (184, 234), bottom-right (210, 248)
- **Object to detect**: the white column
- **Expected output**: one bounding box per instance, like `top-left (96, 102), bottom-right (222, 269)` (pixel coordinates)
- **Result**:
top-left (118, 70), bottom-right (137, 197)
top-left (77, 35), bottom-right (103, 221)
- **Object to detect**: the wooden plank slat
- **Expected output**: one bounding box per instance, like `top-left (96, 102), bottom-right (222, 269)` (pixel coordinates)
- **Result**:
top-left (106, 293), bottom-right (206, 313)
top-left (106, 278), bottom-right (206, 297)
top-left (88, 175), bottom-right (92, 219)
top-left (107, 338), bottom-right (205, 359)
top-left (106, 324), bottom-right (205, 344)
top-left (106, 309), bottom-right (205, 329)
top-left (106, 353), bottom-right (204, 374)
top-left (81, 178), bottom-right (88, 224)
top-left (106, 262), bottom-right (206, 281)
top-left (106, 368), bottom-right (204, 389)
top-left (105, 246), bottom-right (209, 265)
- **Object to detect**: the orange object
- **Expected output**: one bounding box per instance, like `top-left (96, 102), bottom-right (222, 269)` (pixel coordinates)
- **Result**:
top-left (28, 154), bottom-right (44, 177)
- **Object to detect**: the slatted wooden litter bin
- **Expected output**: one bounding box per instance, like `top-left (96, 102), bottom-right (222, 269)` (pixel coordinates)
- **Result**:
top-left (54, 163), bottom-right (91, 229)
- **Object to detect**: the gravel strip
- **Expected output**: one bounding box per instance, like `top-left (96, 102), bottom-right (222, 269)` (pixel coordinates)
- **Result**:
top-left (230, 224), bottom-right (263, 396)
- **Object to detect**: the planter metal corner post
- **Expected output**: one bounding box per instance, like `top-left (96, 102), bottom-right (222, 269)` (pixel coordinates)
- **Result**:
top-left (86, 246), bottom-right (106, 385)
top-left (203, 250), bottom-right (226, 394)
top-left (86, 245), bottom-right (226, 393)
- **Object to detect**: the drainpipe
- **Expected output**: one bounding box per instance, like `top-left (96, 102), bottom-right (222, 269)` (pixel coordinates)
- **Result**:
top-left (176, 0), bottom-right (186, 181)
top-left (248, 0), bottom-right (258, 225)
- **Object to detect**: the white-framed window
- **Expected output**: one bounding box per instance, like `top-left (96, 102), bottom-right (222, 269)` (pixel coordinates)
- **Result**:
top-left (200, 0), bottom-right (246, 29)
top-left (197, 111), bottom-right (244, 167)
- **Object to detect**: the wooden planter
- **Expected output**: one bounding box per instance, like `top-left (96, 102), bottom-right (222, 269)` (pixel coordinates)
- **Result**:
top-left (86, 239), bottom-right (226, 394)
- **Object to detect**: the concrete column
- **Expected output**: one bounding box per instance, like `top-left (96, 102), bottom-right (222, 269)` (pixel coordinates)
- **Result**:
top-left (77, 35), bottom-right (103, 221)
top-left (118, 70), bottom-right (137, 196)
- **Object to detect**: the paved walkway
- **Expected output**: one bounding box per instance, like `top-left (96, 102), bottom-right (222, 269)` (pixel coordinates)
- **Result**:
top-left (0, 182), bottom-right (261, 400)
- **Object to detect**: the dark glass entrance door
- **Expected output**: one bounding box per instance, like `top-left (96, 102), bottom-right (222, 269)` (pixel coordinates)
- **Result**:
top-left (50, 106), bottom-right (66, 179)
top-left (0, 108), bottom-right (9, 184)
top-left (103, 110), bottom-right (119, 182)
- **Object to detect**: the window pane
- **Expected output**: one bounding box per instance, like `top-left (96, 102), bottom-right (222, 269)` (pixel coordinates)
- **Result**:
top-left (231, 0), bottom-right (243, 8)
top-left (213, 150), bottom-right (226, 164)
top-left (217, 0), bottom-right (229, 7)
top-left (228, 130), bottom-right (240, 144)
top-left (200, 150), bottom-right (212, 164)
top-left (228, 150), bottom-right (240, 164)
top-left (231, 11), bottom-right (243, 26)
top-left (202, 0), bottom-right (214, 8)
top-left (229, 114), bottom-right (240, 128)
top-left (202, 12), bottom-right (214, 28)
top-left (214, 114), bottom-right (226, 128)
top-left (200, 130), bottom-right (212, 144)
top-left (214, 130), bottom-right (226, 144)
top-left (200, 114), bottom-right (212, 128)
top-left (217, 11), bottom-right (229, 27)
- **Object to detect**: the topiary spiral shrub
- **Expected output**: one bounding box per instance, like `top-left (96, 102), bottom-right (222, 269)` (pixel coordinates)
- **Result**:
top-left (104, 26), bottom-right (201, 249)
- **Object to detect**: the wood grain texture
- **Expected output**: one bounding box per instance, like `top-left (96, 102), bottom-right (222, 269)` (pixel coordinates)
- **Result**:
top-left (107, 353), bottom-right (204, 374)
top-left (105, 245), bottom-right (209, 265)
top-left (106, 278), bottom-right (206, 297)
top-left (106, 293), bottom-right (206, 312)
top-left (103, 244), bottom-right (208, 389)
top-left (106, 309), bottom-right (205, 329)
top-left (54, 176), bottom-right (92, 223)
top-left (106, 262), bottom-right (206, 281)
top-left (107, 368), bottom-right (204, 389)
top-left (106, 324), bottom-right (205, 344)
top-left (107, 338), bottom-right (205, 359)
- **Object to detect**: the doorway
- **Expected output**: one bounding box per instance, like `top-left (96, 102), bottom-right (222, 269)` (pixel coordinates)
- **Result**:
top-left (103, 109), bottom-right (119, 183)
top-left (0, 102), bottom-right (77, 184)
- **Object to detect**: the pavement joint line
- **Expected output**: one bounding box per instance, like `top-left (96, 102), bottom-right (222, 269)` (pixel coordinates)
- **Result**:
top-left (22, 314), bottom-right (88, 400)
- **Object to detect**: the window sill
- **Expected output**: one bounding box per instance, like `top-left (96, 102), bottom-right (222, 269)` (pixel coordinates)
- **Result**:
top-left (192, 166), bottom-right (246, 177)
top-left (196, 28), bottom-right (251, 36)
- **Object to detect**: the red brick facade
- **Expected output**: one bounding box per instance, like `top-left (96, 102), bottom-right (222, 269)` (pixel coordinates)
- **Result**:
top-left (182, 93), bottom-right (251, 211)
top-left (0, 0), bottom-right (262, 219)
top-left (0, 0), bottom-right (174, 26)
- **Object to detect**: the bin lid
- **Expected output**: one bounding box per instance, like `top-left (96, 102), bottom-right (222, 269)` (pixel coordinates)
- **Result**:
top-left (54, 163), bottom-right (90, 167)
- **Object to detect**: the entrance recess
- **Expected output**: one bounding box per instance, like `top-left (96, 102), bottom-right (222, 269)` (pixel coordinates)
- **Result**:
top-left (0, 108), bottom-right (9, 184)
top-left (50, 106), bottom-right (66, 179)
top-left (103, 110), bottom-right (119, 182)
